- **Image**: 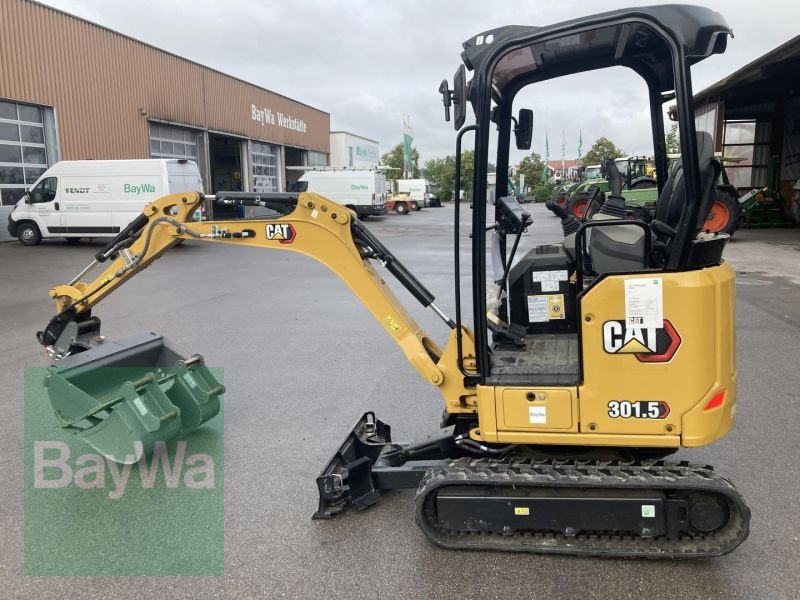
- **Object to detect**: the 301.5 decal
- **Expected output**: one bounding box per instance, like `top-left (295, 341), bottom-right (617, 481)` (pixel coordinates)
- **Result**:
top-left (607, 400), bottom-right (670, 419)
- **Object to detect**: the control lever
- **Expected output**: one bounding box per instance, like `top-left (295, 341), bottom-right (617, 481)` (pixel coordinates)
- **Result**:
top-left (496, 210), bottom-right (530, 300)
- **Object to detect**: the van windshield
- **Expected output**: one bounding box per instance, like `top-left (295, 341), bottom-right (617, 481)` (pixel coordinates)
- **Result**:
top-left (291, 181), bottom-right (308, 193)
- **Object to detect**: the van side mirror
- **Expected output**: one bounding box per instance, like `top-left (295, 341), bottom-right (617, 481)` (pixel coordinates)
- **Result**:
top-left (515, 109), bottom-right (533, 150)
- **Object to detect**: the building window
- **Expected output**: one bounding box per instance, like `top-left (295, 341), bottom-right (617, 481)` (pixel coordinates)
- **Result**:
top-left (0, 99), bottom-right (51, 206)
top-left (252, 141), bottom-right (280, 193)
top-left (306, 151), bottom-right (327, 167)
top-left (149, 123), bottom-right (199, 160)
top-left (722, 119), bottom-right (771, 190)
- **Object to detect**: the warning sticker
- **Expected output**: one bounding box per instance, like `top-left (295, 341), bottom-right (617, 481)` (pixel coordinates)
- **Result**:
top-left (641, 504), bottom-right (656, 518)
top-left (527, 296), bottom-right (550, 322)
top-left (384, 315), bottom-right (401, 335)
top-left (529, 406), bottom-right (547, 424)
top-left (183, 373), bottom-right (198, 389)
top-left (624, 278), bottom-right (663, 329)
top-left (548, 294), bottom-right (565, 320)
top-left (133, 396), bottom-right (148, 416)
top-left (528, 295), bottom-right (566, 322)
top-left (531, 270), bottom-right (568, 293)
top-left (514, 506), bottom-right (530, 516)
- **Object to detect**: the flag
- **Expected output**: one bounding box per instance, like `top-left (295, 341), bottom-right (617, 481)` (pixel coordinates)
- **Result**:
top-left (402, 115), bottom-right (414, 179)
top-left (541, 132), bottom-right (549, 183)
top-left (578, 130), bottom-right (583, 161)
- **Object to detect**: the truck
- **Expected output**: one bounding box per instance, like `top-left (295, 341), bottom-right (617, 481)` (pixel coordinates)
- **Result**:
top-left (295, 169), bottom-right (387, 218)
top-left (7, 159), bottom-right (203, 245)
top-left (389, 179), bottom-right (442, 208)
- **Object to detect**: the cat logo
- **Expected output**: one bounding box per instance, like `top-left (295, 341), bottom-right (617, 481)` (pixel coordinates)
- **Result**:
top-left (265, 223), bottom-right (296, 244)
top-left (602, 320), bottom-right (681, 363)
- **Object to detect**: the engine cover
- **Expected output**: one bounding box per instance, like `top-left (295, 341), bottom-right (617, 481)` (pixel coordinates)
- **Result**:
top-left (507, 244), bottom-right (577, 333)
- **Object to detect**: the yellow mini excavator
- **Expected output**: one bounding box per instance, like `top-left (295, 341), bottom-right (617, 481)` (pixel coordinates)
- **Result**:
top-left (37, 5), bottom-right (750, 557)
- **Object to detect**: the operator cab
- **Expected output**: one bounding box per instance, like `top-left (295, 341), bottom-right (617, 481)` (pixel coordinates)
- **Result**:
top-left (441, 5), bottom-right (733, 386)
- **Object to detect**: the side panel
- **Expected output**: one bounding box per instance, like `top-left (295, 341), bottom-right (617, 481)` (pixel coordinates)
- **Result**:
top-left (578, 265), bottom-right (736, 447)
top-left (304, 174), bottom-right (372, 207)
top-left (166, 163), bottom-right (203, 196)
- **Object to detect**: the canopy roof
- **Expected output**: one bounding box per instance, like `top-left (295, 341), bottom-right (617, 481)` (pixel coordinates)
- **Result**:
top-left (461, 5), bottom-right (731, 96)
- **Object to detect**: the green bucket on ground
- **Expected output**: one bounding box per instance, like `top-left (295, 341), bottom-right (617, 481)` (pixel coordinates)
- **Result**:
top-left (43, 332), bottom-right (223, 463)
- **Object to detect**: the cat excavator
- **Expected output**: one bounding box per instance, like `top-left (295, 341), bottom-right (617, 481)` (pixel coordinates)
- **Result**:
top-left (37, 5), bottom-right (750, 558)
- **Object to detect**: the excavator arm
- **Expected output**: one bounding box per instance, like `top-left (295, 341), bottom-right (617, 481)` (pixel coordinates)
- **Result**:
top-left (38, 192), bottom-right (477, 460)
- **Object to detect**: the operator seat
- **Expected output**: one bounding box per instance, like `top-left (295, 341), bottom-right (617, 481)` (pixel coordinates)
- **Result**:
top-left (585, 161), bottom-right (645, 275)
top-left (650, 131), bottom-right (719, 263)
top-left (587, 132), bottom-right (718, 274)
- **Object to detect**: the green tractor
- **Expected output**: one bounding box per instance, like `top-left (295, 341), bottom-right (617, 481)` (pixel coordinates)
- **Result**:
top-left (565, 156), bottom-right (655, 216)
top-left (565, 155), bottom-right (740, 236)
top-left (552, 164), bottom-right (601, 209)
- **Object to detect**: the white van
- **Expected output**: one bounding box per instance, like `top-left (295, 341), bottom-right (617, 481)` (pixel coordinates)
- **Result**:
top-left (394, 178), bottom-right (441, 208)
top-left (7, 159), bottom-right (203, 245)
top-left (296, 169), bottom-right (387, 217)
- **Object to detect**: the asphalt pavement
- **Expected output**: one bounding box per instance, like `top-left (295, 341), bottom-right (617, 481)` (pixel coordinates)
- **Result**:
top-left (1, 203), bottom-right (799, 599)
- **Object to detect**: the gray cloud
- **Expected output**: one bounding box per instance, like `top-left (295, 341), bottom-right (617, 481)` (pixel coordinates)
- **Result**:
top-left (39, 0), bottom-right (800, 167)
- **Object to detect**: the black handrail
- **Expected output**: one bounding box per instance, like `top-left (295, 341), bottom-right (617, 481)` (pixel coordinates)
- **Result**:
top-left (454, 125), bottom-right (478, 379)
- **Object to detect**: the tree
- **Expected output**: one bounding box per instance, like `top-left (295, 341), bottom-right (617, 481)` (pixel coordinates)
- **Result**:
top-left (515, 151), bottom-right (545, 195)
top-left (381, 143), bottom-right (420, 179)
top-left (423, 156), bottom-right (454, 201)
top-left (665, 123), bottom-right (680, 154)
top-left (424, 151), bottom-right (479, 202)
top-left (581, 137), bottom-right (625, 167)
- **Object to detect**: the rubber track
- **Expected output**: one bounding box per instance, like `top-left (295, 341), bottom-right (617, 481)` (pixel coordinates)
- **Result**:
top-left (415, 457), bottom-right (750, 558)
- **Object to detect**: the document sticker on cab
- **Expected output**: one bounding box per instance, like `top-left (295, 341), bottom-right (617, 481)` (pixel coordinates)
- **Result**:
top-left (624, 278), bottom-right (663, 328)
top-left (642, 505), bottom-right (656, 518)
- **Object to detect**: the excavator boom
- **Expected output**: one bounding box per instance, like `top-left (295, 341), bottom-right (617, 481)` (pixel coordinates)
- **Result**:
top-left (38, 191), bottom-right (476, 462)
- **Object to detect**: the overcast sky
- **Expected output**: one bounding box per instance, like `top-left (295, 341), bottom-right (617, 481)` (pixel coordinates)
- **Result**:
top-left (40, 0), bottom-right (799, 167)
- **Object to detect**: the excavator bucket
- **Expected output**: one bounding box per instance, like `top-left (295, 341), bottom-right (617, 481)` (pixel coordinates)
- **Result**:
top-left (44, 332), bottom-right (223, 464)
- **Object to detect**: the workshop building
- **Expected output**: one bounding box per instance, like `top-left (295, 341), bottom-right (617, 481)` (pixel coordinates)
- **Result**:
top-left (0, 0), bottom-right (330, 238)
top-left (690, 34), bottom-right (800, 201)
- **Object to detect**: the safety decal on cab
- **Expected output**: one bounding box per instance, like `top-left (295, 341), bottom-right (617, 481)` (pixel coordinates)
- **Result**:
top-left (602, 320), bottom-right (681, 362)
top-left (265, 223), bottom-right (296, 244)
top-left (608, 400), bottom-right (670, 420)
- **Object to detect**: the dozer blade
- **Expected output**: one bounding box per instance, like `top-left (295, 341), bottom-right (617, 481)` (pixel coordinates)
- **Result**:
top-left (313, 412), bottom-right (458, 519)
top-left (44, 332), bottom-right (224, 464)
top-left (313, 412), bottom-right (398, 519)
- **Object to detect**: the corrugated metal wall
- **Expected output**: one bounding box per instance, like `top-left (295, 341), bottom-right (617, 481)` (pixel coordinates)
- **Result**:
top-left (0, 0), bottom-right (330, 163)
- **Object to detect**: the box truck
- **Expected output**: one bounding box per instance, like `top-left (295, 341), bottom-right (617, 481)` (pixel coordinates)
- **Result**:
top-left (389, 179), bottom-right (441, 208)
top-left (7, 159), bottom-right (203, 245)
top-left (295, 169), bottom-right (387, 217)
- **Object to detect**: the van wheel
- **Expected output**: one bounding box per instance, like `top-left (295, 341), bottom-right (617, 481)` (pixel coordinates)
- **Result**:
top-left (411, 201), bottom-right (421, 211)
top-left (395, 202), bottom-right (408, 214)
top-left (17, 222), bottom-right (41, 246)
